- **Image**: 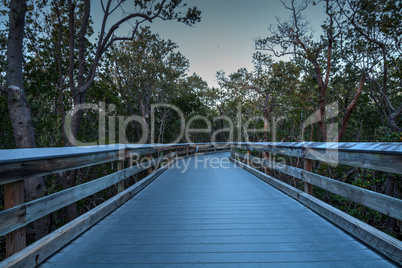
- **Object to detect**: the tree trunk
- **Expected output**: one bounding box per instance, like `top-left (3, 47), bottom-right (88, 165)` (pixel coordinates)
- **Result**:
top-left (388, 102), bottom-right (402, 132)
top-left (61, 92), bottom-right (85, 221)
top-left (6, 0), bottom-right (50, 241)
top-left (59, 0), bottom-right (79, 222)
top-left (6, 0), bottom-right (33, 149)
top-left (335, 74), bottom-right (365, 142)
top-left (312, 61), bottom-right (328, 142)
top-left (60, 170), bottom-right (79, 221)
top-left (263, 108), bottom-right (269, 142)
top-left (54, 0), bottom-right (67, 145)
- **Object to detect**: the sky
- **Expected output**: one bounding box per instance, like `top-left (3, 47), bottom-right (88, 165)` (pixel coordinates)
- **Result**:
top-left (93, 0), bottom-right (327, 88)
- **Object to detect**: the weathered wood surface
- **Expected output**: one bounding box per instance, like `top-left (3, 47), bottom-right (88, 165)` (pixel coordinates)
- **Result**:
top-left (0, 150), bottom-right (122, 184)
top-left (40, 153), bottom-right (395, 267)
top-left (233, 142), bottom-right (402, 154)
top-left (230, 156), bottom-right (402, 265)
top-left (0, 143), bottom-right (198, 184)
top-left (117, 159), bottom-right (125, 193)
top-left (233, 142), bottom-right (402, 174)
top-left (194, 148), bottom-right (230, 157)
top-left (1, 142), bottom-right (398, 185)
top-left (0, 154), bottom-right (175, 237)
top-left (233, 152), bottom-right (402, 221)
top-left (177, 148), bottom-right (199, 156)
top-left (4, 181), bottom-right (26, 257)
top-left (0, 143), bottom-right (196, 163)
top-left (303, 158), bottom-right (313, 195)
top-left (0, 142), bottom-right (399, 264)
top-left (0, 160), bottom-right (174, 268)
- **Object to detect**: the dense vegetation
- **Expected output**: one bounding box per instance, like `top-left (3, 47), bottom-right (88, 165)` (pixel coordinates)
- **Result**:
top-left (0, 0), bottom-right (401, 259)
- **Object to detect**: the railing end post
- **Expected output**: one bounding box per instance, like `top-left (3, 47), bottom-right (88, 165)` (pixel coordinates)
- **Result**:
top-left (303, 159), bottom-right (313, 195)
top-left (4, 180), bottom-right (26, 257)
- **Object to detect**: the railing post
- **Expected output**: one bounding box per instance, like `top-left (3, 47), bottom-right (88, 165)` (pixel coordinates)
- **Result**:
top-left (304, 159), bottom-right (313, 195)
top-left (261, 151), bottom-right (265, 170)
top-left (247, 149), bottom-right (251, 166)
top-left (147, 154), bottom-right (152, 175)
top-left (4, 181), bottom-right (26, 257)
top-left (159, 150), bottom-right (163, 169)
top-left (117, 159), bottom-right (125, 193)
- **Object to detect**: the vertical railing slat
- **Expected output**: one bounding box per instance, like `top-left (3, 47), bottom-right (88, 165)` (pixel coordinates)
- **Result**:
top-left (304, 159), bottom-right (313, 195)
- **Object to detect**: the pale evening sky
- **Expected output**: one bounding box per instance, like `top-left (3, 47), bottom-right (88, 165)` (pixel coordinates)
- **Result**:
top-left (93, 0), bottom-right (326, 88)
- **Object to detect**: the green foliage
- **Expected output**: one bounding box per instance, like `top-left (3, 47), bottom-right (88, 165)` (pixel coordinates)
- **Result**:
top-left (380, 131), bottom-right (402, 142)
top-left (103, 27), bottom-right (211, 143)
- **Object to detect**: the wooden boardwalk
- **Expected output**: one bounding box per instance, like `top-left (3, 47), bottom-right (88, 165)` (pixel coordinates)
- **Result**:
top-left (41, 152), bottom-right (395, 267)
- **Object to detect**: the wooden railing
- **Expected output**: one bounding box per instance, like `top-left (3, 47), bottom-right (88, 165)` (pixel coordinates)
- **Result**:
top-left (0, 143), bottom-right (229, 266)
top-left (229, 142), bottom-right (402, 264)
top-left (0, 142), bottom-right (401, 265)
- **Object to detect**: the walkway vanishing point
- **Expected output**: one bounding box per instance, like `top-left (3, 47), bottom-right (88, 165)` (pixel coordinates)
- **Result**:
top-left (0, 143), bottom-right (401, 267)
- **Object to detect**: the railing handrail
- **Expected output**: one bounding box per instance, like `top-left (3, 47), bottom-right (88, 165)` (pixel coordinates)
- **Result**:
top-left (0, 143), bottom-right (228, 185)
top-left (1, 141), bottom-right (400, 164)
top-left (1, 142), bottom-right (400, 185)
top-left (0, 142), bottom-right (229, 164)
top-left (232, 142), bottom-right (402, 174)
top-left (233, 142), bottom-right (402, 154)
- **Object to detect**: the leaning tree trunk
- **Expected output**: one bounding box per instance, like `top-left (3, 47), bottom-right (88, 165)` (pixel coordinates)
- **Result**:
top-left (61, 92), bottom-right (86, 222)
top-left (262, 108), bottom-right (271, 175)
top-left (5, 0), bottom-right (50, 241)
top-left (58, 0), bottom-right (82, 222)
top-left (388, 102), bottom-right (402, 132)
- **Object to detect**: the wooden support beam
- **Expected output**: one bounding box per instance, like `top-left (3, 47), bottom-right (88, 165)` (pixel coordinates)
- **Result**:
top-left (262, 152), bottom-right (272, 176)
top-left (304, 159), bottom-right (313, 195)
top-left (4, 181), bottom-right (26, 257)
top-left (156, 151), bottom-right (161, 170)
top-left (117, 160), bottom-right (125, 193)
top-left (147, 154), bottom-right (152, 175)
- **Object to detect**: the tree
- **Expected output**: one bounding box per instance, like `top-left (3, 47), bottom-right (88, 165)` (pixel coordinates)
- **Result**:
top-left (336, 0), bottom-right (402, 132)
top-left (0, 0), bottom-right (201, 229)
top-left (65, 0), bottom-right (201, 146)
top-left (170, 74), bottom-right (209, 143)
top-left (56, 0), bottom-right (200, 221)
top-left (335, 0), bottom-right (401, 233)
top-left (107, 27), bottom-right (189, 143)
top-left (255, 0), bottom-right (365, 142)
top-left (0, 0), bottom-right (32, 144)
top-left (216, 53), bottom-right (300, 143)
top-left (0, 0), bottom-right (54, 248)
